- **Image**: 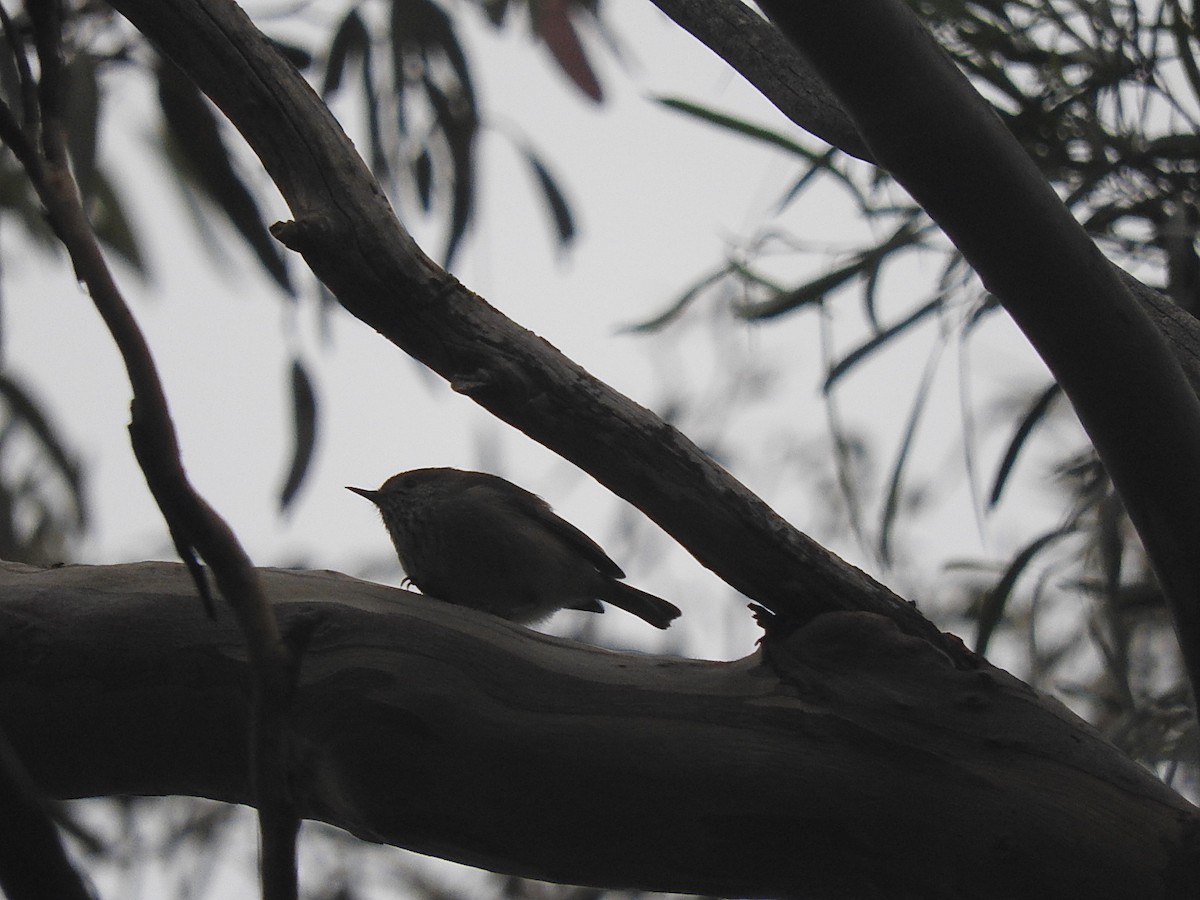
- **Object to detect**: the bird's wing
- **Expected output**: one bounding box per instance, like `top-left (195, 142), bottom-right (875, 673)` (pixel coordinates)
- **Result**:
top-left (470, 476), bottom-right (627, 579)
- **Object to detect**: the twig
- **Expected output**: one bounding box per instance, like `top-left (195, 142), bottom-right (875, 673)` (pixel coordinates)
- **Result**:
top-left (5, 4), bottom-right (303, 897)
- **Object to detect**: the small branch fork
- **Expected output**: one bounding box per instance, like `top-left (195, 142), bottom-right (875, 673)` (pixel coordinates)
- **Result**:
top-left (1, 4), bottom-right (300, 898)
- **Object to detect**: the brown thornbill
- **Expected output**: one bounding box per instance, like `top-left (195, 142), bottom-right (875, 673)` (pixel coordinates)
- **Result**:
top-left (347, 467), bottom-right (681, 629)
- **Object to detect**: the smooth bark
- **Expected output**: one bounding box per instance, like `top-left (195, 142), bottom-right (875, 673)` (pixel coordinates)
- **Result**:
top-left (1, 561), bottom-right (1197, 898)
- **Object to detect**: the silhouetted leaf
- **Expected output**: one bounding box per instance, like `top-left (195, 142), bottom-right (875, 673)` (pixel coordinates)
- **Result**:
top-left (414, 146), bottom-right (433, 210)
top-left (270, 39), bottom-right (312, 71)
top-left (656, 96), bottom-right (816, 157)
top-left (390, 0), bottom-right (478, 267)
top-left (988, 382), bottom-right (1061, 508)
top-left (64, 51), bottom-right (99, 188)
top-left (534, 0), bottom-right (602, 102)
top-left (739, 256), bottom-right (868, 320)
top-left (0, 372), bottom-right (85, 530)
top-left (823, 295), bottom-right (943, 392)
top-left (323, 8), bottom-right (369, 96)
top-left (85, 169), bottom-right (144, 274)
top-left (775, 146), bottom-right (861, 214)
top-left (975, 527), bottom-right (1075, 655)
top-left (520, 146), bottom-right (574, 248)
top-left (155, 58), bottom-right (293, 296)
top-left (620, 263), bottom-right (732, 333)
top-left (878, 346), bottom-right (941, 566)
top-left (743, 219), bottom-right (925, 320)
top-left (480, 0), bottom-right (509, 26)
top-left (422, 73), bottom-right (475, 268)
top-left (279, 358), bottom-right (317, 513)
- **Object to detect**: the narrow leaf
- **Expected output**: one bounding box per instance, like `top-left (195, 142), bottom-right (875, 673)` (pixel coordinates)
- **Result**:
top-left (156, 59), bottom-right (294, 296)
top-left (521, 147), bottom-right (574, 247)
top-left (988, 382), bottom-right (1061, 508)
top-left (823, 296), bottom-right (943, 392)
top-left (656, 96), bottom-right (816, 158)
top-left (975, 527), bottom-right (1074, 655)
top-left (619, 264), bottom-right (732, 333)
top-left (323, 9), bottom-right (369, 96)
top-left (534, 0), bottom-right (602, 102)
top-left (878, 345), bottom-right (942, 566)
top-left (0, 372), bottom-right (86, 529)
top-left (279, 358), bottom-right (318, 513)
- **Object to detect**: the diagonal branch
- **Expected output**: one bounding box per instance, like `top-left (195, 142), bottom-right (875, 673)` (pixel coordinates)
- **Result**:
top-left (756, 0), bottom-right (1200, 708)
top-left (105, 0), bottom-right (961, 657)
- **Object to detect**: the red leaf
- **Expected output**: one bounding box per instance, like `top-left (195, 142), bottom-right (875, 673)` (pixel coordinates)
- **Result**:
top-left (534, 0), bottom-right (602, 103)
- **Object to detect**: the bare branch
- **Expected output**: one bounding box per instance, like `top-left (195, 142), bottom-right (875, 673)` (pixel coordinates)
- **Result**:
top-left (1, 561), bottom-right (1195, 898)
top-left (10, 8), bottom-right (302, 897)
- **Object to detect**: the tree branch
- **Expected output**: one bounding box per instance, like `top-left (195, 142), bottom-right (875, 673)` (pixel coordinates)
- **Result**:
top-left (644, 0), bottom-right (872, 161)
top-left (1, 561), bottom-right (1196, 898)
top-left (756, 0), bottom-right (1200, 710)
top-left (14, 7), bottom-right (300, 896)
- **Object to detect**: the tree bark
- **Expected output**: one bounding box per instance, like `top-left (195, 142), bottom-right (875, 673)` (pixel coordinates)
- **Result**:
top-left (0, 560), bottom-right (1196, 898)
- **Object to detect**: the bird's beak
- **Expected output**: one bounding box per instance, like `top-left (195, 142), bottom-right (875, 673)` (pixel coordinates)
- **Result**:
top-left (346, 485), bottom-right (378, 502)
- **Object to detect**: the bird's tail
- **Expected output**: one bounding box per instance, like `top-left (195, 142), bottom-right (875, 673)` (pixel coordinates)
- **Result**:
top-left (598, 580), bottom-right (681, 629)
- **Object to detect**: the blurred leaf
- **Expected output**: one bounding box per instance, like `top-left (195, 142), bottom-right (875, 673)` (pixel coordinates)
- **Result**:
top-left (414, 146), bottom-right (433, 210)
top-left (270, 39), bottom-right (312, 71)
top-left (155, 58), bottom-right (294, 296)
top-left (823, 295), bottom-right (943, 392)
top-left (1096, 490), bottom-right (1124, 597)
top-left (975, 526), bottom-right (1075, 655)
top-left (480, 0), bottom-right (509, 26)
top-left (279, 358), bottom-right (317, 513)
top-left (0, 371), bottom-right (86, 529)
top-left (878, 344), bottom-right (941, 566)
top-left (742, 219), bottom-right (925, 320)
top-left (656, 96), bottom-right (816, 157)
top-left (775, 146), bottom-right (862, 215)
top-left (742, 258), bottom-right (866, 321)
top-left (390, 0), bottom-right (479, 267)
top-left (64, 51), bottom-right (99, 187)
top-left (533, 0), bottom-right (602, 102)
top-left (322, 9), bottom-right (389, 176)
top-left (988, 382), bottom-right (1061, 508)
top-left (59, 53), bottom-right (145, 272)
top-left (86, 169), bottom-right (145, 273)
top-left (422, 74), bottom-right (475, 267)
top-left (620, 263), bottom-right (733, 333)
top-left (519, 146), bottom-right (574, 248)
top-left (323, 8), bottom-right (369, 96)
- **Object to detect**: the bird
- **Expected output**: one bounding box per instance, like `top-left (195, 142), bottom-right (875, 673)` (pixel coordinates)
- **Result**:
top-left (347, 467), bottom-right (681, 629)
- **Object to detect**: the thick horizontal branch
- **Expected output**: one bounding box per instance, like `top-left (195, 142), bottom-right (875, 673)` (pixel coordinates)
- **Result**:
top-left (0, 561), bottom-right (1196, 898)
